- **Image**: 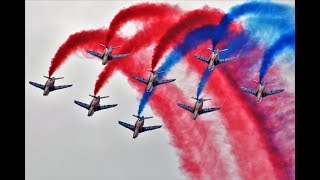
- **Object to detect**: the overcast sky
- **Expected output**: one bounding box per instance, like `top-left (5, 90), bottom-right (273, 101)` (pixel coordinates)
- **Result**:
top-left (25, 1), bottom-right (294, 180)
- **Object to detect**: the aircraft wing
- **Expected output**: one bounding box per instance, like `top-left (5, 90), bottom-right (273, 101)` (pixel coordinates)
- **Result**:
top-left (87, 50), bottom-right (103, 59)
top-left (110, 53), bottom-right (130, 60)
top-left (74, 100), bottom-right (90, 110)
top-left (155, 79), bottom-right (176, 85)
top-left (240, 87), bottom-right (257, 95)
top-left (177, 103), bottom-right (194, 113)
top-left (262, 89), bottom-right (284, 97)
top-left (29, 81), bottom-right (45, 90)
top-left (52, 84), bottom-right (72, 91)
top-left (194, 54), bottom-right (210, 63)
top-left (95, 104), bottom-right (118, 111)
top-left (200, 107), bottom-right (221, 114)
top-left (140, 125), bottom-right (162, 133)
top-left (118, 121), bottom-right (135, 131)
top-left (133, 75), bottom-right (148, 85)
top-left (218, 56), bottom-right (237, 64)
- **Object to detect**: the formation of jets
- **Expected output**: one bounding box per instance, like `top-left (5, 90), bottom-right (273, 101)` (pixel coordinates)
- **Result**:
top-left (29, 45), bottom-right (285, 139)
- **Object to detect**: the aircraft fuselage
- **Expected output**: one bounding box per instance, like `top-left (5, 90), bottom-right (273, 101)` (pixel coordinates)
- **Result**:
top-left (43, 78), bottom-right (55, 96)
top-left (208, 52), bottom-right (219, 71)
top-left (193, 100), bottom-right (203, 120)
top-left (102, 48), bottom-right (112, 65)
top-left (146, 73), bottom-right (158, 92)
top-left (256, 84), bottom-right (266, 103)
top-left (133, 119), bottom-right (144, 138)
top-left (88, 97), bottom-right (100, 116)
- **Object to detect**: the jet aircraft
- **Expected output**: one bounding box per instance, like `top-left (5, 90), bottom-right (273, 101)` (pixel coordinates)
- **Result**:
top-left (29, 76), bottom-right (72, 96)
top-left (86, 44), bottom-right (131, 65)
top-left (118, 115), bottom-right (162, 139)
top-left (177, 96), bottom-right (221, 120)
top-left (74, 95), bottom-right (118, 116)
top-left (194, 48), bottom-right (237, 71)
top-left (240, 80), bottom-right (284, 103)
top-left (133, 69), bottom-right (175, 92)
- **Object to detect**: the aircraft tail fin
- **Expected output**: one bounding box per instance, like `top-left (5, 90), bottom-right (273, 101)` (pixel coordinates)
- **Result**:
top-left (255, 80), bottom-right (275, 85)
top-left (133, 114), bottom-right (139, 118)
top-left (144, 116), bottom-right (153, 119)
top-left (133, 114), bottom-right (153, 119)
top-left (43, 76), bottom-right (63, 80)
top-left (191, 97), bottom-right (198, 100)
top-left (265, 81), bottom-right (275, 85)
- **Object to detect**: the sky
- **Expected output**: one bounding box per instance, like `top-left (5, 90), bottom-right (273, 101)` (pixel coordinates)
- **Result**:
top-left (25, 1), bottom-right (294, 180)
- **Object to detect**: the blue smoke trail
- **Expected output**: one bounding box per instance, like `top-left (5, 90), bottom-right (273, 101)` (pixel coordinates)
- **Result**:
top-left (259, 31), bottom-right (295, 81)
top-left (212, 1), bottom-right (294, 48)
top-left (137, 2), bottom-right (294, 115)
top-left (196, 69), bottom-right (213, 98)
top-left (137, 91), bottom-right (153, 116)
top-left (158, 25), bottom-right (217, 79)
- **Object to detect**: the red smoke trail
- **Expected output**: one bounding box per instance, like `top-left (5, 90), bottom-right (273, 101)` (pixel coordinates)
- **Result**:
top-left (108, 48), bottom-right (292, 179)
top-left (151, 7), bottom-right (243, 71)
top-left (47, 6), bottom-right (293, 179)
top-left (184, 42), bottom-right (294, 179)
top-left (46, 29), bottom-right (229, 177)
top-left (94, 9), bottom-right (183, 95)
top-left (45, 26), bottom-right (224, 177)
top-left (48, 30), bottom-right (291, 179)
top-left (48, 29), bottom-right (108, 77)
top-left (95, 11), bottom-right (284, 178)
top-left (105, 3), bottom-right (183, 44)
top-left (151, 7), bottom-right (224, 70)
top-left (104, 50), bottom-right (232, 179)
top-left (221, 65), bottom-right (295, 179)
